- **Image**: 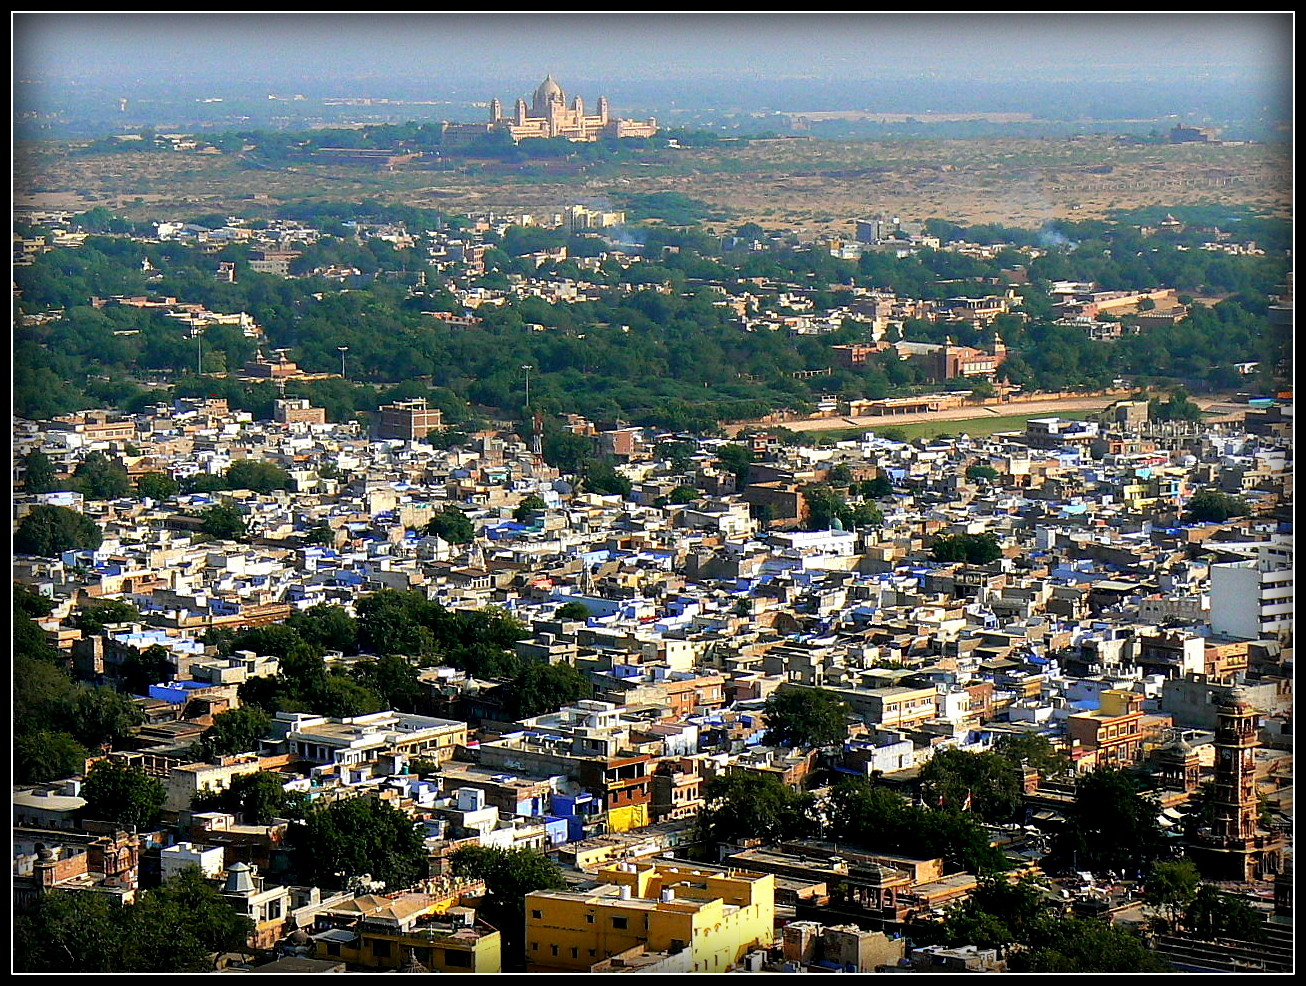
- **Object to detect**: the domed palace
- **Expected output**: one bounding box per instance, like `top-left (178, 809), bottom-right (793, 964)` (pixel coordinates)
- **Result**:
top-left (446, 75), bottom-right (658, 143)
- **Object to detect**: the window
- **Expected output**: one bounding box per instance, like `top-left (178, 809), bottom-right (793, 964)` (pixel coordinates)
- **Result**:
top-left (325, 943), bottom-right (341, 957)
top-left (571, 947), bottom-right (579, 959)
top-left (586, 913), bottom-right (595, 923)
top-left (612, 916), bottom-right (628, 929)
top-left (531, 909), bottom-right (543, 919)
top-left (372, 940), bottom-right (392, 958)
top-left (531, 942), bottom-right (539, 951)
top-left (550, 944), bottom-right (559, 956)
top-left (443, 949), bottom-right (471, 968)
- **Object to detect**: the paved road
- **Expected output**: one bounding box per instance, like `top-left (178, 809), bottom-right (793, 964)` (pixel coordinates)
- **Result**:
top-left (729, 395), bottom-right (1240, 436)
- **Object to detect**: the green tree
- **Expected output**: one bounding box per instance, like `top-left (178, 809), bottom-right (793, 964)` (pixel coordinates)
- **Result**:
top-left (136, 471), bottom-right (180, 500)
top-left (54, 684), bottom-right (144, 749)
top-left (826, 779), bottom-right (1009, 876)
top-left (14, 582), bottom-right (55, 619)
top-left (803, 484), bottom-right (849, 530)
top-left (1143, 859), bottom-right (1200, 928)
top-left (71, 451), bottom-right (132, 500)
top-left (1009, 916), bottom-right (1172, 972)
top-left (81, 758), bottom-right (167, 830)
top-left (449, 846), bottom-right (566, 971)
top-left (194, 706), bottom-right (273, 759)
top-left (966, 463), bottom-right (1000, 483)
top-left (918, 748), bottom-right (1023, 823)
top-left (350, 654), bottom-right (423, 712)
top-left (225, 459), bottom-right (291, 493)
top-left (15, 889), bottom-right (123, 972)
top-left (355, 588), bottom-right (438, 658)
top-left (15, 504), bottom-right (104, 556)
top-left (16, 867), bottom-right (255, 972)
top-left (1051, 767), bottom-right (1165, 876)
top-left (426, 504), bottom-right (475, 544)
top-left (288, 796), bottom-right (428, 891)
top-left (931, 532), bottom-right (1003, 565)
top-left (73, 598), bottom-right (143, 634)
top-left (1183, 487), bottom-right (1251, 523)
top-left (715, 443), bottom-right (755, 486)
top-left (698, 770), bottom-right (818, 849)
top-left (126, 866), bottom-right (256, 967)
top-left (992, 733), bottom-right (1071, 779)
top-left (556, 600), bottom-right (592, 621)
top-left (504, 662), bottom-right (592, 719)
top-left (23, 449), bottom-right (61, 493)
top-left (1184, 884), bottom-right (1265, 942)
top-left (513, 493), bottom-right (547, 524)
top-left (827, 462), bottom-right (854, 486)
top-left (667, 484), bottom-right (701, 505)
top-left (192, 770), bottom-right (300, 825)
top-left (582, 461), bottom-right (632, 497)
top-left (860, 474), bottom-right (894, 498)
top-left (200, 498), bottom-right (248, 540)
top-left (15, 731), bottom-right (91, 784)
top-left (117, 643), bottom-right (174, 694)
top-left (762, 686), bottom-right (851, 748)
top-left (286, 604), bottom-right (359, 654)
top-left (917, 873), bottom-right (1053, 951)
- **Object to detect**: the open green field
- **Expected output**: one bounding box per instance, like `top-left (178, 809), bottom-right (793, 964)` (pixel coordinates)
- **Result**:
top-left (804, 410), bottom-right (1094, 445)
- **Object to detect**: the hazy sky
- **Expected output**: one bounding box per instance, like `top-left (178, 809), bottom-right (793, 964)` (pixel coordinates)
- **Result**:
top-left (14, 12), bottom-right (1293, 88)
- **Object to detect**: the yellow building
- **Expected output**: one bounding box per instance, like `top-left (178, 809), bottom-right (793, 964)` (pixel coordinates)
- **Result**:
top-left (313, 890), bottom-right (501, 973)
top-left (525, 862), bottom-right (774, 973)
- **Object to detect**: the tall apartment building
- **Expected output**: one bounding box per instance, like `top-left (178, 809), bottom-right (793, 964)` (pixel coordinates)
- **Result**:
top-left (1209, 538), bottom-right (1293, 641)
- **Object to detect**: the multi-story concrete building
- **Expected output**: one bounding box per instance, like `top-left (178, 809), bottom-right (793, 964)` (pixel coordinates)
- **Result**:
top-left (377, 398), bottom-right (445, 441)
top-left (1209, 539), bottom-right (1293, 641)
top-left (1066, 688), bottom-right (1146, 770)
top-left (278, 711), bottom-right (468, 768)
top-left (525, 862), bottom-right (774, 973)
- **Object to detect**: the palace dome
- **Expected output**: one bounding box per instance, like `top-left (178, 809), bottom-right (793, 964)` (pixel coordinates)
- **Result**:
top-left (535, 75), bottom-right (564, 102)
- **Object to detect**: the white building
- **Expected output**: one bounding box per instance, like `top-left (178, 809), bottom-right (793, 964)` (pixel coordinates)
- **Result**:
top-left (161, 841), bottom-right (225, 880)
top-left (1209, 539), bottom-right (1293, 640)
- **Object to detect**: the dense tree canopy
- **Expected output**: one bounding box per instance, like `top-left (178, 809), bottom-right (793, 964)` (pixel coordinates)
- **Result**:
top-left (503, 662), bottom-right (592, 719)
top-left (698, 770), bottom-right (818, 849)
top-left (15, 504), bottom-right (104, 556)
top-left (1183, 487), bottom-right (1252, 523)
top-left (287, 796), bottom-right (428, 891)
top-left (81, 758), bottom-right (168, 830)
top-left (762, 686), bottom-right (851, 748)
top-left (931, 532), bottom-right (1003, 565)
top-left (449, 845), bottom-right (567, 971)
top-left (15, 867), bottom-right (254, 973)
top-left (918, 748), bottom-right (1024, 824)
top-left (199, 499), bottom-right (248, 541)
top-left (826, 780), bottom-right (1009, 875)
top-left (1049, 767), bottom-right (1166, 876)
top-left (12, 205), bottom-right (1289, 427)
top-left (194, 706), bottom-right (273, 759)
top-left (426, 504), bottom-right (475, 544)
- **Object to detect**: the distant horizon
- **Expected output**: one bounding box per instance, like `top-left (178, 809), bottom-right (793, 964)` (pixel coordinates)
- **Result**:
top-left (15, 12), bottom-right (1292, 86)
top-left (13, 13), bottom-right (1293, 143)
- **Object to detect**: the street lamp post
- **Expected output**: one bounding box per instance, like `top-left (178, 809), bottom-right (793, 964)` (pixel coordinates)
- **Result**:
top-left (338, 346), bottom-right (349, 381)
